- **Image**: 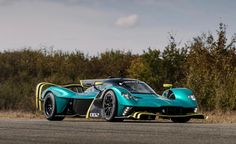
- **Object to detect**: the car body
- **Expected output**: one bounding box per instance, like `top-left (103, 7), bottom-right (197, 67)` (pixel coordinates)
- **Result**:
top-left (36, 78), bottom-right (206, 122)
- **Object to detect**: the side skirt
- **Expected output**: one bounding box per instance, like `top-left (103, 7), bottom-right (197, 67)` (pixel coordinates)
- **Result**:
top-left (55, 114), bottom-right (86, 118)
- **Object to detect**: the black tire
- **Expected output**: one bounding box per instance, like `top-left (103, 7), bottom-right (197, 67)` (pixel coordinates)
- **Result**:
top-left (171, 117), bottom-right (190, 123)
top-left (43, 92), bottom-right (65, 121)
top-left (102, 90), bottom-right (119, 122)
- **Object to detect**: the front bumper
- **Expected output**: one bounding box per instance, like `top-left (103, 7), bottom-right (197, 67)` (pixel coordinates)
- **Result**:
top-left (118, 106), bottom-right (206, 120)
top-left (121, 106), bottom-right (195, 116)
top-left (125, 112), bottom-right (206, 120)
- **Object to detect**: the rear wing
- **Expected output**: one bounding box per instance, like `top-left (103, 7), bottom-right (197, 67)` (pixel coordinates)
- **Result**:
top-left (80, 79), bottom-right (105, 87)
top-left (35, 82), bottom-right (82, 112)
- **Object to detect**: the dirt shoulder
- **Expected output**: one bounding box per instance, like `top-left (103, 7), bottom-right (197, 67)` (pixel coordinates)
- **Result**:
top-left (0, 111), bottom-right (44, 119)
top-left (203, 111), bottom-right (236, 123)
top-left (0, 111), bottom-right (236, 123)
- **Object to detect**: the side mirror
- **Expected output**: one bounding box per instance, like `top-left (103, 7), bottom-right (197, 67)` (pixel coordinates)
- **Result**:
top-left (94, 81), bottom-right (103, 86)
top-left (93, 81), bottom-right (103, 92)
top-left (163, 84), bottom-right (173, 88)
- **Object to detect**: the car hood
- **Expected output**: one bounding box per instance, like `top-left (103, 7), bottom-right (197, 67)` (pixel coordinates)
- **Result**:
top-left (130, 93), bottom-right (196, 108)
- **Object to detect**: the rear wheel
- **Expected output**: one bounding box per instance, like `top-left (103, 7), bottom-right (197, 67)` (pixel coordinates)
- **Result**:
top-left (102, 90), bottom-right (120, 122)
top-left (171, 117), bottom-right (190, 123)
top-left (43, 92), bottom-right (65, 121)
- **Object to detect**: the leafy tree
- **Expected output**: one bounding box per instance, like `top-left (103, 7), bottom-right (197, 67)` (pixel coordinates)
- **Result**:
top-left (98, 50), bottom-right (134, 78)
top-left (162, 34), bottom-right (187, 86)
top-left (128, 56), bottom-right (153, 83)
top-left (141, 48), bottom-right (163, 91)
top-left (185, 23), bottom-right (236, 111)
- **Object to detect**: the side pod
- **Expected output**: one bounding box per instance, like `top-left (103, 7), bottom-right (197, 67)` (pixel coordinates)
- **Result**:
top-left (35, 82), bottom-right (82, 112)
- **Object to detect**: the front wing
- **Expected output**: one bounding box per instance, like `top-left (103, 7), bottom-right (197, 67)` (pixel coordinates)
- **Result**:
top-left (126, 112), bottom-right (206, 120)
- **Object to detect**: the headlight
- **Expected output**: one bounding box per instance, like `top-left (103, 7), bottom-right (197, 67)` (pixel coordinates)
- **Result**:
top-left (121, 92), bottom-right (136, 100)
top-left (188, 95), bottom-right (196, 101)
top-left (122, 107), bottom-right (132, 116)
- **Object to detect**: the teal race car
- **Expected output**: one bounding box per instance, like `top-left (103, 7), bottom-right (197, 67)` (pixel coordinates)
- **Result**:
top-left (35, 78), bottom-right (206, 122)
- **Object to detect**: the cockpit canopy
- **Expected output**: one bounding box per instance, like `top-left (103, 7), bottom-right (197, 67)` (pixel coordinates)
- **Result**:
top-left (82, 78), bottom-right (156, 94)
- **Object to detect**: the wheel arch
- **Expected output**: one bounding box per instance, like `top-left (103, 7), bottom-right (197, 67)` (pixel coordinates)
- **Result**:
top-left (171, 88), bottom-right (198, 107)
top-left (42, 90), bottom-right (69, 114)
top-left (100, 88), bottom-right (126, 117)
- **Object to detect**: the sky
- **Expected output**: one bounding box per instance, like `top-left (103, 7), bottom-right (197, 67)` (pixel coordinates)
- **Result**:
top-left (0, 0), bottom-right (235, 55)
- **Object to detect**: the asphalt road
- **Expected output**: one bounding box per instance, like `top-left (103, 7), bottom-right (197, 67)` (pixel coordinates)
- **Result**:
top-left (0, 118), bottom-right (235, 144)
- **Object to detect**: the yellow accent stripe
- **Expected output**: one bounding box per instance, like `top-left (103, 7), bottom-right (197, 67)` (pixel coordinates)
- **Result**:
top-left (37, 82), bottom-right (58, 111)
top-left (133, 112), bottom-right (140, 118)
top-left (163, 84), bottom-right (173, 88)
top-left (35, 83), bottom-right (44, 110)
top-left (137, 113), bottom-right (142, 119)
top-left (128, 112), bottom-right (157, 119)
top-left (137, 112), bottom-right (156, 119)
top-left (85, 98), bottom-right (96, 119)
top-left (80, 80), bottom-right (85, 88)
top-left (36, 82), bottom-right (50, 110)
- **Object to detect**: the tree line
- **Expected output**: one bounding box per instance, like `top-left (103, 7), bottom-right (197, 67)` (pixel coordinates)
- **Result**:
top-left (0, 23), bottom-right (235, 112)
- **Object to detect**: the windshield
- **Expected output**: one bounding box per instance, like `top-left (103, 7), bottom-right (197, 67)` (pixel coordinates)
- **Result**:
top-left (118, 80), bottom-right (156, 94)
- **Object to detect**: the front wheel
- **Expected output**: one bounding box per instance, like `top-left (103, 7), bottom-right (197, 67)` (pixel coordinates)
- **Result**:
top-left (171, 117), bottom-right (190, 123)
top-left (102, 90), bottom-right (118, 122)
top-left (43, 92), bottom-right (65, 121)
